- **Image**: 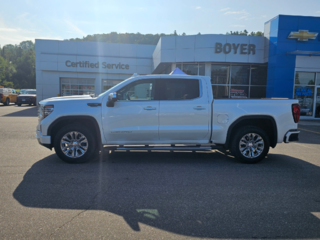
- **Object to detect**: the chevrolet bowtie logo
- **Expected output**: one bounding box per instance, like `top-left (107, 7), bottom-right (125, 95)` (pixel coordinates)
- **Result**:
top-left (288, 30), bottom-right (318, 41)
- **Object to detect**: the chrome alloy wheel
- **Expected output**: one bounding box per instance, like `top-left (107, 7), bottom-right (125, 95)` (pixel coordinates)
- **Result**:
top-left (60, 131), bottom-right (88, 158)
top-left (239, 133), bottom-right (264, 159)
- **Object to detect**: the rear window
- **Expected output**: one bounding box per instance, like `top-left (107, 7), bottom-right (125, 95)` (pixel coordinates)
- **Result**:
top-left (160, 79), bottom-right (200, 100)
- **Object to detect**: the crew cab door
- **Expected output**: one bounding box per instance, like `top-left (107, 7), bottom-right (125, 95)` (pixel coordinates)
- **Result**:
top-left (102, 78), bottom-right (159, 144)
top-left (158, 78), bottom-right (210, 143)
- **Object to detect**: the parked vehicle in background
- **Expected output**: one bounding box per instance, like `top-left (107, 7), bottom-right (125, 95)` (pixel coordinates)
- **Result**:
top-left (36, 74), bottom-right (301, 164)
top-left (300, 106), bottom-right (312, 116)
top-left (19, 89), bottom-right (28, 94)
top-left (0, 88), bottom-right (18, 105)
top-left (17, 89), bottom-right (36, 106)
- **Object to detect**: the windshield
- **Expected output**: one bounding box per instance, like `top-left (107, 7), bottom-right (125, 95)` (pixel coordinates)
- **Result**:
top-left (25, 90), bottom-right (36, 94)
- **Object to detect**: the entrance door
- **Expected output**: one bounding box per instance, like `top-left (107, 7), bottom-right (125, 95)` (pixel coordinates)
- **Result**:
top-left (316, 87), bottom-right (320, 118)
top-left (102, 79), bottom-right (159, 144)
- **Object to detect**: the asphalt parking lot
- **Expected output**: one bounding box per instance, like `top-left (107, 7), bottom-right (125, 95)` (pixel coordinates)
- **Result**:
top-left (0, 104), bottom-right (320, 240)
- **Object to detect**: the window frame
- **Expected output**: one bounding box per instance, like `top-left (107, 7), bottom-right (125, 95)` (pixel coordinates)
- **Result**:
top-left (117, 78), bottom-right (158, 102)
top-left (175, 63), bottom-right (205, 76)
top-left (157, 78), bottom-right (202, 101)
top-left (210, 63), bottom-right (268, 99)
top-left (294, 71), bottom-right (318, 118)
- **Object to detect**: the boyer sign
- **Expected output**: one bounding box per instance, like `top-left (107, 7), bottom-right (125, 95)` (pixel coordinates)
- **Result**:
top-left (214, 42), bottom-right (256, 55)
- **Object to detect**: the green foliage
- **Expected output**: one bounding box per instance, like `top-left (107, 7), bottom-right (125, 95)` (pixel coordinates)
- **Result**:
top-left (68, 30), bottom-right (186, 45)
top-left (0, 41), bottom-right (35, 88)
top-left (226, 30), bottom-right (264, 36)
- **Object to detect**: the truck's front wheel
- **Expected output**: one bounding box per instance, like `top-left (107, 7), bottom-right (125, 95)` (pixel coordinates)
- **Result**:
top-left (54, 124), bottom-right (97, 163)
top-left (230, 126), bottom-right (269, 164)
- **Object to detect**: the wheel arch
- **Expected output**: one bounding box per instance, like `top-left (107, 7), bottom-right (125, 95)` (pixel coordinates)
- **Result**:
top-left (47, 116), bottom-right (102, 149)
top-left (225, 115), bottom-right (278, 149)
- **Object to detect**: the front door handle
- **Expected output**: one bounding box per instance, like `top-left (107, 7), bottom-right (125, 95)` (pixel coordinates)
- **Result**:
top-left (194, 106), bottom-right (206, 110)
top-left (144, 106), bottom-right (157, 110)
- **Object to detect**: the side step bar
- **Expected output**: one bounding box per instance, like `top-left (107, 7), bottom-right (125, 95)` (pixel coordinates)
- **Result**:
top-left (103, 145), bottom-right (223, 151)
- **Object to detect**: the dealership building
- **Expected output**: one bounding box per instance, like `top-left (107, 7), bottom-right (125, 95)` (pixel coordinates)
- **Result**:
top-left (36, 14), bottom-right (320, 118)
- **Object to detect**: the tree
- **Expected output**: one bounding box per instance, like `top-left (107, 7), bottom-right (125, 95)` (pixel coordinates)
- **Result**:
top-left (0, 41), bottom-right (35, 89)
top-left (0, 56), bottom-right (16, 88)
top-left (226, 30), bottom-right (264, 36)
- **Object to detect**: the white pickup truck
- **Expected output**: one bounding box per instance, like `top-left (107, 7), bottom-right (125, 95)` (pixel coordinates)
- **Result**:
top-left (36, 74), bottom-right (301, 164)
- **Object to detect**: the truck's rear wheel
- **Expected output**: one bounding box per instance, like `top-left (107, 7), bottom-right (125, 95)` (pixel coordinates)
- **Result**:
top-left (230, 126), bottom-right (269, 164)
top-left (54, 124), bottom-right (97, 163)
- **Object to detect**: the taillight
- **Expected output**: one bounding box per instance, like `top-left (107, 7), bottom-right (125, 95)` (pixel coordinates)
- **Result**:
top-left (292, 104), bottom-right (300, 123)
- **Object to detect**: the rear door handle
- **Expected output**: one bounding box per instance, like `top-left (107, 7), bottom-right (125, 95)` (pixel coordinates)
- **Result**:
top-left (194, 106), bottom-right (206, 110)
top-left (144, 106), bottom-right (157, 110)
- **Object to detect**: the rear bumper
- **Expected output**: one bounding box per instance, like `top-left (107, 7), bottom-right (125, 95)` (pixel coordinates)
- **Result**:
top-left (36, 130), bottom-right (52, 149)
top-left (284, 130), bottom-right (300, 143)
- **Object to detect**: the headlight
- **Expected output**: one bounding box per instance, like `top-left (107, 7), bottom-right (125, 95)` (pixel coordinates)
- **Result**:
top-left (38, 104), bottom-right (54, 121)
top-left (44, 105), bottom-right (54, 118)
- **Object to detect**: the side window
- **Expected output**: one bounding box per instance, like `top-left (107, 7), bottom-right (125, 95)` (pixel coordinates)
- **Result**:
top-left (117, 79), bottom-right (156, 101)
top-left (160, 79), bottom-right (200, 100)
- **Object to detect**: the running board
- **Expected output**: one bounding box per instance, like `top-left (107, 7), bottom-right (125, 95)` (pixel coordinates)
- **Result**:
top-left (103, 145), bottom-right (223, 151)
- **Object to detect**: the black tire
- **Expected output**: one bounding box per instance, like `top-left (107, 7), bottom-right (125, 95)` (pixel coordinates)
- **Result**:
top-left (17, 103), bottom-right (21, 106)
top-left (230, 126), bottom-right (269, 164)
top-left (29, 103), bottom-right (32, 106)
top-left (54, 124), bottom-right (98, 163)
top-left (4, 98), bottom-right (9, 106)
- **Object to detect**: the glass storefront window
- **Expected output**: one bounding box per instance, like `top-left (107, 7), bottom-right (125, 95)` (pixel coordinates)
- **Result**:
top-left (199, 64), bottom-right (205, 76)
top-left (230, 86), bottom-right (249, 99)
top-left (294, 86), bottom-right (314, 116)
top-left (176, 64), bottom-right (182, 70)
top-left (231, 65), bottom-right (250, 85)
top-left (250, 86), bottom-right (266, 99)
top-left (295, 72), bottom-right (315, 85)
top-left (316, 73), bottom-right (320, 85)
top-left (251, 65), bottom-right (267, 85)
top-left (212, 85), bottom-right (229, 99)
top-left (183, 64), bottom-right (198, 75)
top-left (61, 78), bottom-right (95, 96)
top-left (316, 88), bottom-right (320, 118)
top-left (102, 79), bottom-right (122, 92)
top-left (211, 65), bottom-right (229, 84)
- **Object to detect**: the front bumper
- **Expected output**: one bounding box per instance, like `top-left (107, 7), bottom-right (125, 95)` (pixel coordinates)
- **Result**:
top-left (284, 130), bottom-right (300, 143)
top-left (36, 130), bottom-right (52, 149)
top-left (17, 99), bottom-right (35, 104)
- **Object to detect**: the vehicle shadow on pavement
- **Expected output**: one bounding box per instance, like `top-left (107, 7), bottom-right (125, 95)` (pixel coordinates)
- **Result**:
top-left (2, 106), bottom-right (37, 117)
top-left (13, 151), bottom-right (320, 239)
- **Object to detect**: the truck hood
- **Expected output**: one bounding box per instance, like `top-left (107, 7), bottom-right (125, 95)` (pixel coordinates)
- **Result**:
top-left (39, 95), bottom-right (99, 105)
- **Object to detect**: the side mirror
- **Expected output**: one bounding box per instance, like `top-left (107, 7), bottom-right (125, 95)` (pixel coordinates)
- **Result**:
top-left (107, 92), bottom-right (117, 107)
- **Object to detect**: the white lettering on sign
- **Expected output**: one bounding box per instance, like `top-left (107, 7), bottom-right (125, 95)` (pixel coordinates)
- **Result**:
top-left (65, 61), bottom-right (129, 69)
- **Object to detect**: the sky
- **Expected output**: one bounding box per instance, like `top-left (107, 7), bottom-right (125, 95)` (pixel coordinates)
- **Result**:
top-left (1, 0), bottom-right (320, 46)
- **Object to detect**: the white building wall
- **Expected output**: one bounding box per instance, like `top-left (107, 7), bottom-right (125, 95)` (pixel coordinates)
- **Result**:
top-left (35, 39), bottom-right (155, 102)
top-left (295, 55), bottom-right (320, 71)
top-left (153, 34), bottom-right (265, 71)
